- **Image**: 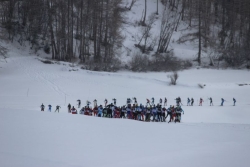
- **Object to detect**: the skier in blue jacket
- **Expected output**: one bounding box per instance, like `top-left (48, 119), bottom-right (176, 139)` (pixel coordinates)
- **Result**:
top-left (48, 104), bottom-right (52, 112)
top-left (137, 106), bottom-right (143, 121)
top-left (187, 98), bottom-right (190, 106)
top-left (233, 98), bottom-right (236, 106)
top-left (221, 98), bottom-right (225, 106)
top-left (126, 107), bottom-right (131, 119)
top-left (97, 105), bottom-right (103, 117)
top-left (152, 106), bottom-right (157, 122)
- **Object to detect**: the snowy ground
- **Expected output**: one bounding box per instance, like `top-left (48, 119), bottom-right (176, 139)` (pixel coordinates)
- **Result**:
top-left (1, 45), bottom-right (250, 167)
top-left (0, 0), bottom-right (250, 166)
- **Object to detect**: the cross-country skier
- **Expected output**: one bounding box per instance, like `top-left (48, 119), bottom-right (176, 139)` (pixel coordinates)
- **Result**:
top-left (103, 107), bottom-right (107, 117)
top-left (159, 98), bottom-right (162, 105)
top-left (191, 98), bottom-right (194, 106)
top-left (157, 105), bottom-right (162, 122)
top-left (168, 106), bottom-right (175, 123)
top-left (126, 106), bottom-right (131, 119)
top-left (141, 104), bottom-right (145, 121)
top-left (209, 97), bottom-right (213, 106)
top-left (233, 98), bottom-right (236, 106)
top-left (221, 98), bottom-right (225, 106)
top-left (112, 98), bottom-right (116, 106)
top-left (80, 107), bottom-right (85, 114)
top-left (161, 107), bottom-right (166, 122)
top-left (97, 105), bottom-right (103, 117)
top-left (68, 103), bottom-right (71, 113)
top-left (137, 105), bottom-right (143, 121)
top-left (127, 98), bottom-right (132, 108)
top-left (104, 99), bottom-right (108, 107)
top-left (86, 101), bottom-right (91, 108)
top-left (164, 97), bottom-right (167, 106)
top-left (106, 105), bottom-right (113, 118)
top-left (127, 98), bottom-right (131, 104)
top-left (71, 106), bottom-right (77, 114)
top-left (120, 106), bottom-right (126, 119)
top-left (165, 105), bottom-right (172, 120)
top-left (133, 97), bottom-right (137, 105)
top-left (199, 98), bottom-right (204, 106)
top-left (187, 98), bottom-right (190, 106)
top-left (175, 106), bottom-right (184, 123)
top-left (152, 106), bottom-right (157, 122)
top-left (112, 103), bottom-right (116, 116)
top-left (48, 104), bottom-right (52, 112)
top-left (93, 99), bottom-right (97, 107)
top-left (133, 106), bottom-right (138, 120)
top-left (179, 97), bottom-right (182, 105)
top-left (77, 99), bottom-right (81, 108)
top-left (175, 97), bottom-right (180, 106)
top-left (146, 98), bottom-right (150, 107)
top-left (88, 107), bottom-right (93, 116)
top-left (145, 107), bottom-right (151, 122)
top-left (114, 106), bottom-right (120, 118)
top-left (40, 103), bottom-right (45, 111)
top-left (55, 105), bottom-right (61, 112)
top-left (93, 106), bottom-right (98, 116)
top-left (151, 97), bottom-right (155, 105)
top-left (84, 106), bottom-right (89, 115)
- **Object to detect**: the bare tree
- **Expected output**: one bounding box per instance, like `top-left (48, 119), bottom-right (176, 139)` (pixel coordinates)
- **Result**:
top-left (127, 0), bottom-right (137, 10)
top-left (156, 0), bottom-right (159, 15)
top-left (157, 5), bottom-right (180, 53)
top-left (168, 71), bottom-right (179, 85)
top-left (0, 45), bottom-right (8, 63)
top-left (140, 0), bottom-right (147, 26)
top-left (135, 14), bottom-right (156, 53)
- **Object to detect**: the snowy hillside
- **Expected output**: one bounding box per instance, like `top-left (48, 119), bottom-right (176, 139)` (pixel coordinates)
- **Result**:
top-left (121, 0), bottom-right (197, 61)
top-left (1, 43), bottom-right (250, 167)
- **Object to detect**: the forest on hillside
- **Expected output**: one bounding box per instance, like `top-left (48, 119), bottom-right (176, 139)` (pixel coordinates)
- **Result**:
top-left (0, 0), bottom-right (250, 71)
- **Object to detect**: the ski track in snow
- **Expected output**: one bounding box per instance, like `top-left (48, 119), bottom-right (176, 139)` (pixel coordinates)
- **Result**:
top-left (13, 56), bottom-right (67, 96)
top-left (85, 70), bottom-right (167, 84)
top-left (6, 55), bottom-right (247, 101)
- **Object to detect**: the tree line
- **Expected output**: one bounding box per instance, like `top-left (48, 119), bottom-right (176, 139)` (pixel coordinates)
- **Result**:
top-left (0, 0), bottom-right (249, 70)
top-left (0, 0), bottom-right (123, 70)
top-left (175, 0), bottom-right (250, 67)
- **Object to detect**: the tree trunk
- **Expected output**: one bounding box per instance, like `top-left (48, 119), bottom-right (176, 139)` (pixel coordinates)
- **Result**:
top-left (142, 0), bottom-right (147, 25)
top-left (198, 0), bottom-right (201, 65)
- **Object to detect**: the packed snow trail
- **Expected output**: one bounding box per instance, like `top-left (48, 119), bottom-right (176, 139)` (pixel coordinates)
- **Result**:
top-left (0, 109), bottom-right (250, 167)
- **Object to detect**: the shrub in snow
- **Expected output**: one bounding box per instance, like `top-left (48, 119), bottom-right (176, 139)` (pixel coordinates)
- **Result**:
top-left (167, 71), bottom-right (179, 85)
top-left (198, 83), bottom-right (206, 89)
top-left (43, 44), bottom-right (50, 54)
top-left (41, 60), bottom-right (53, 64)
top-left (129, 52), bottom-right (149, 72)
top-left (129, 52), bottom-right (192, 72)
top-left (85, 57), bottom-right (121, 72)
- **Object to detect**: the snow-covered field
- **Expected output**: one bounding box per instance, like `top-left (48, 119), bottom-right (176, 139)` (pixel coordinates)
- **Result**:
top-left (0, 0), bottom-right (250, 166)
top-left (1, 46), bottom-right (250, 167)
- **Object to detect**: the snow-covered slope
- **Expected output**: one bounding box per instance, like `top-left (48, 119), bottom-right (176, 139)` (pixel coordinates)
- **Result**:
top-left (1, 43), bottom-right (250, 167)
top-left (121, 0), bottom-right (199, 63)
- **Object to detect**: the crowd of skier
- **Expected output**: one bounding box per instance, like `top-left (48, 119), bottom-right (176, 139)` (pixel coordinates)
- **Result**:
top-left (40, 97), bottom-right (236, 123)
